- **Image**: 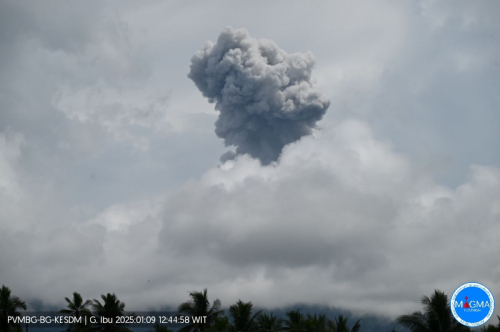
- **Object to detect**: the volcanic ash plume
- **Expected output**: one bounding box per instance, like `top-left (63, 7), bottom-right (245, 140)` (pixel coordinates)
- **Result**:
top-left (188, 27), bottom-right (330, 165)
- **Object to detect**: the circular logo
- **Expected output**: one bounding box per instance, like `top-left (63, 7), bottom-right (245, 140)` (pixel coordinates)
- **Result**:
top-left (451, 282), bottom-right (495, 327)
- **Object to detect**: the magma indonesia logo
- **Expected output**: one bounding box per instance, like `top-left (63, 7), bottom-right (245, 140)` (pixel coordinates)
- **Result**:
top-left (451, 282), bottom-right (495, 327)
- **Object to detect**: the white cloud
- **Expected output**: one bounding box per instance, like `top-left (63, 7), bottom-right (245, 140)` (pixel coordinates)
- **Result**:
top-left (2, 119), bottom-right (494, 318)
top-left (147, 120), bottom-right (499, 316)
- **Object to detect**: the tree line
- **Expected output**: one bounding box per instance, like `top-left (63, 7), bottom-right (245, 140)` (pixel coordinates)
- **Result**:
top-left (1, 285), bottom-right (499, 332)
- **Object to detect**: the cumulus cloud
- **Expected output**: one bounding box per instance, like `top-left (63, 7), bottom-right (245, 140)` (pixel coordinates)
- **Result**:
top-left (1, 107), bottom-right (499, 317)
top-left (189, 27), bottom-right (330, 164)
top-left (152, 120), bottom-right (500, 316)
top-left (15, 119), bottom-right (492, 317)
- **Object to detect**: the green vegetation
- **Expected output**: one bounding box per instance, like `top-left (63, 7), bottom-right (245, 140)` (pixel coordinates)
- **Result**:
top-left (92, 293), bottom-right (130, 332)
top-left (178, 288), bottom-right (223, 332)
top-left (0, 285), bottom-right (27, 332)
top-left (228, 300), bottom-right (262, 332)
top-left (283, 309), bottom-right (304, 332)
top-left (396, 290), bottom-right (469, 332)
top-left (59, 292), bottom-right (93, 332)
top-left (327, 315), bottom-right (360, 332)
top-left (1, 285), bottom-right (496, 332)
top-left (256, 313), bottom-right (283, 332)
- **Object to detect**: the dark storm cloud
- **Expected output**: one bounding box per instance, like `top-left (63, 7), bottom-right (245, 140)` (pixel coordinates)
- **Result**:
top-left (188, 27), bottom-right (330, 164)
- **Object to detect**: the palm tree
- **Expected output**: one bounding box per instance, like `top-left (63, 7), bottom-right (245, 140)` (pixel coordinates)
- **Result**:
top-left (283, 309), bottom-right (304, 332)
top-left (92, 293), bottom-right (130, 332)
top-left (178, 288), bottom-right (223, 332)
top-left (0, 285), bottom-right (27, 332)
top-left (396, 290), bottom-right (470, 332)
top-left (257, 313), bottom-right (283, 332)
top-left (60, 292), bottom-right (93, 332)
top-left (303, 313), bottom-right (327, 332)
top-left (327, 315), bottom-right (360, 332)
top-left (228, 300), bottom-right (262, 332)
top-left (208, 316), bottom-right (231, 332)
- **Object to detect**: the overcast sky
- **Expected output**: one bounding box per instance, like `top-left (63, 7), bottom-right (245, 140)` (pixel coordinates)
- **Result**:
top-left (1, 0), bottom-right (499, 320)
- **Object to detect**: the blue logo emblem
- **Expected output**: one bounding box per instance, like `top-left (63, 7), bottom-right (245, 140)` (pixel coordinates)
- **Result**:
top-left (451, 282), bottom-right (495, 327)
